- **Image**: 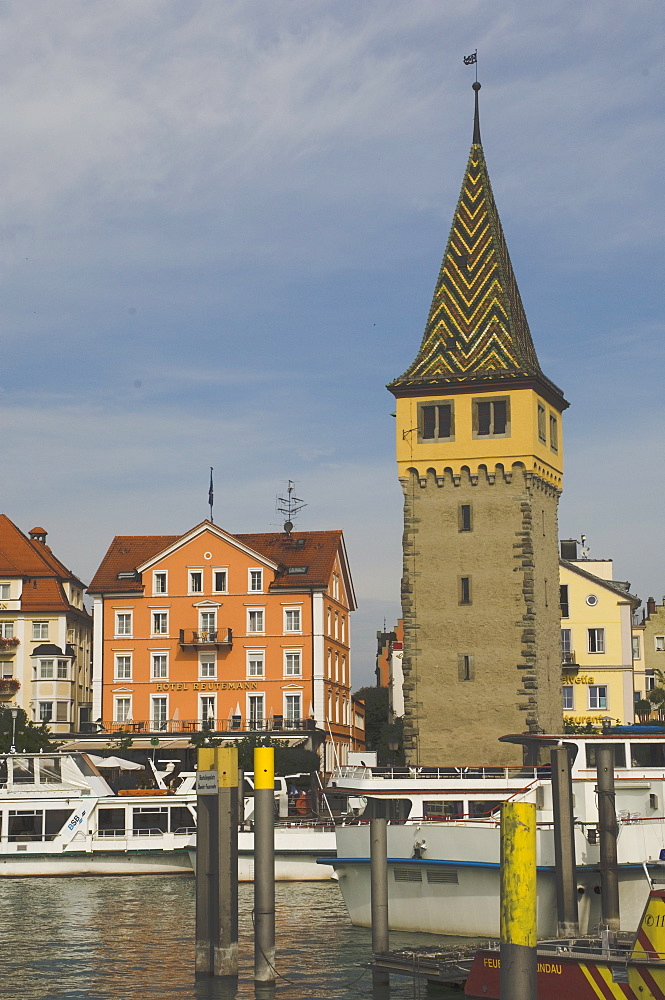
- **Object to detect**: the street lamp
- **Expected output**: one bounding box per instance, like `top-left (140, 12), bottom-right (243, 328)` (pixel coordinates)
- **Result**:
top-left (10, 707), bottom-right (19, 754)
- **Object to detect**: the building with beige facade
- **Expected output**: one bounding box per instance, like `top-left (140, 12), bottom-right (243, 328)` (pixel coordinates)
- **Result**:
top-left (559, 540), bottom-right (640, 726)
top-left (633, 597), bottom-right (665, 714)
top-left (0, 516), bottom-right (92, 732)
top-left (388, 84), bottom-right (567, 765)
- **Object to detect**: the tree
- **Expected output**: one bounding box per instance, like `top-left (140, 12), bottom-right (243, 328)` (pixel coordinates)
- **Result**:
top-left (190, 733), bottom-right (320, 776)
top-left (635, 698), bottom-right (654, 723)
top-left (648, 687), bottom-right (665, 721)
top-left (351, 687), bottom-right (405, 765)
top-left (0, 707), bottom-right (62, 753)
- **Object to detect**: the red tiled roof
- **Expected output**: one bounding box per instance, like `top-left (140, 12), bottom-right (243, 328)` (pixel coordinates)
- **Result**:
top-left (88, 527), bottom-right (355, 607)
top-left (88, 535), bottom-right (179, 593)
top-left (0, 514), bottom-right (89, 614)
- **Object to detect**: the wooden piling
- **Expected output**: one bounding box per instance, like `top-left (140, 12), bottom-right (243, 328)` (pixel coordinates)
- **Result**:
top-left (596, 744), bottom-right (620, 931)
top-left (500, 801), bottom-right (537, 1000)
top-left (195, 747), bottom-right (239, 978)
top-left (551, 745), bottom-right (579, 936)
top-left (253, 746), bottom-right (275, 983)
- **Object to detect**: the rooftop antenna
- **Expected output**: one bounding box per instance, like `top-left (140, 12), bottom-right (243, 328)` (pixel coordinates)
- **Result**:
top-left (276, 481), bottom-right (306, 537)
top-left (580, 534), bottom-right (590, 559)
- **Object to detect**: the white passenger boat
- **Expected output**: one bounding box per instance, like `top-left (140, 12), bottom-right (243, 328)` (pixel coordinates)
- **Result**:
top-left (0, 751), bottom-right (336, 879)
top-left (328, 731), bottom-right (665, 937)
top-left (0, 752), bottom-right (196, 876)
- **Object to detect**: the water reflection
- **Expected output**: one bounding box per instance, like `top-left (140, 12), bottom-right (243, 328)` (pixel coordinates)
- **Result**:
top-left (1, 876), bottom-right (460, 999)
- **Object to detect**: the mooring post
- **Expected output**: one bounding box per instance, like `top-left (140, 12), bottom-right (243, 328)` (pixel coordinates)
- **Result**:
top-left (195, 747), bottom-right (219, 976)
top-left (550, 745), bottom-right (579, 936)
top-left (500, 801), bottom-right (537, 1000)
top-left (214, 747), bottom-right (239, 977)
top-left (253, 746), bottom-right (275, 983)
top-left (370, 804), bottom-right (389, 988)
top-left (596, 744), bottom-right (620, 931)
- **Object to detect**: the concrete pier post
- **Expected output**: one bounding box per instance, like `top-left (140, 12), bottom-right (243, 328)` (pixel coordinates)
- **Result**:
top-left (596, 744), bottom-right (620, 931)
top-left (550, 746), bottom-right (579, 936)
top-left (500, 801), bottom-right (537, 1000)
top-left (214, 748), bottom-right (239, 977)
top-left (253, 747), bottom-right (275, 983)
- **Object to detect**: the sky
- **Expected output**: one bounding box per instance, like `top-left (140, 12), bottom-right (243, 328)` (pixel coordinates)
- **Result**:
top-left (1, 1), bottom-right (663, 688)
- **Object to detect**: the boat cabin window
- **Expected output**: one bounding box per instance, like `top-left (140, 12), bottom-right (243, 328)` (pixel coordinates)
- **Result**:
top-left (584, 744), bottom-right (626, 768)
top-left (630, 743), bottom-right (665, 768)
top-left (424, 800), bottom-right (464, 820)
top-left (132, 807), bottom-right (168, 835)
top-left (8, 810), bottom-right (42, 841)
top-left (469, 800), bottom-right (503, 818)
top-left (170, 806), bottom-right (194, 833)
top-left (39, 758), bottom-right (62, 784)
top-left (98, 808), bottom-right (126, 836)
top-left (12, 758), bottom-right (35, 784)
top-left (45, 809), bottom-right (73, 840)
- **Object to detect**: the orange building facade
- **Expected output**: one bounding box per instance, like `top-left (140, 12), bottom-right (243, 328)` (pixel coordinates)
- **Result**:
top-left (89, 521), bottom-right (360, 768)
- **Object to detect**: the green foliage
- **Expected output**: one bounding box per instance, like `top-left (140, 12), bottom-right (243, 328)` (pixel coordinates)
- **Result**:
top-left (351, 686), bottom-right (404, 765)
top-left (104, 731), bottom-right (135, 754)
top-left (635, 698), bottom-right (654, 721)
top-left (0, 707), bottom-right (62, 753)
top-left (563, 717), bottom-right (600, 735)
top-left (190, 733), bottom-right (320, 776)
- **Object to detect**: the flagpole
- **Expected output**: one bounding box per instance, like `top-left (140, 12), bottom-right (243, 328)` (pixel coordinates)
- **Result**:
top-left (208, 467), bottom-right (214, 523)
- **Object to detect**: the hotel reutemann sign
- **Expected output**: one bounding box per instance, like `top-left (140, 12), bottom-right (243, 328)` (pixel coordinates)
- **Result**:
top-left (153, 681), bottom-right (259, 692)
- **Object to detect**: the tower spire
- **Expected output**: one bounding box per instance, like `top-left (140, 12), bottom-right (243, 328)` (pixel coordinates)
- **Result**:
top-left (472, 81), bottom-right (481, 146)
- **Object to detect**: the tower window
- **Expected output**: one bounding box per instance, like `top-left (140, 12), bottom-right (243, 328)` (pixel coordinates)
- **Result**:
top-left (537, 404), bottom-right (546, 443)
top-left (459, 577), bottom-right (472, 605)
top-left (459, 504), bottom-right (472, 532)
top-left (420, 402), bottom-right (454, 441)
top-left (474, 397), bottom-right (509, 437)
top-left (549, 414), bottom-right (558, 452)
top-left (458, 654), bottom-right (474, 681)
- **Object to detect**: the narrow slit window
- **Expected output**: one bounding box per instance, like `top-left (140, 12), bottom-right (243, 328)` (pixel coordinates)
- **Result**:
top-left (459, 504), bottom-right (472, 532)
top-left (460, 577), bottom-right (471, 605)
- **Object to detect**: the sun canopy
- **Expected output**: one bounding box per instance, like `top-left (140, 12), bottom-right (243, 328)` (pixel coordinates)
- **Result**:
top-left (88, 754), bottom-right (144, 770)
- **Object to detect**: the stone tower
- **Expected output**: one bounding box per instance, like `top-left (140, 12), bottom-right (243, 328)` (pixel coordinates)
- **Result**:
top-left (388, 85), bottom-right (568, 766)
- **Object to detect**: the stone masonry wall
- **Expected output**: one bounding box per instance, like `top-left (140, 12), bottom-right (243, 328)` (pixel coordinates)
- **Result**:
top-left (400, 464), bottom-right (563, 766)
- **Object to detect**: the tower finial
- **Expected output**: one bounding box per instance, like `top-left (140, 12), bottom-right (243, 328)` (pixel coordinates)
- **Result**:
top-left (472, 81), bottom-right (481, 145)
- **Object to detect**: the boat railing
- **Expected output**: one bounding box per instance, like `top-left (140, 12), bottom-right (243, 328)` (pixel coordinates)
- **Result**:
top-left (333, 765), bottom-right (549, 782)
top-left (95, 826), bottom-right (196, 839)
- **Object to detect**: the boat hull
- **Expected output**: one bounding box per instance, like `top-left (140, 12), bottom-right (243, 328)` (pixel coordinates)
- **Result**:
top-left (0, 848), bottom-right (193, 877)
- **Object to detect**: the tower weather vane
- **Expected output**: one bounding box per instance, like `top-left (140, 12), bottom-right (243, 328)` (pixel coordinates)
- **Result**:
top-left (463, 49), bottom-right (478, 83)
top-left (276, 481), bottom-right (306, 536)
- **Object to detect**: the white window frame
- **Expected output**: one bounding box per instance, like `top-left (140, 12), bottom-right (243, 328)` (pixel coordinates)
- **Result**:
top-left (249, 568), bottom-right (263, 593)
top-left (247, 650), bottom-right (265, 677)
top-left (0, 583), bottom-right (10, 600)
top-left (151, 611), bottom-right (169, 637)
top-left (655, 636), bottom-right (665, 653)
top-left (32, 621), bottom-right (49, 640)
top-left (151, 695), bottom-right (168, 730)
top-left (199, 610), bottom-right (217, 636)
top-left (247, 693), bottom-right (265, 730)
top-left (115, 612), bottom-right (132, 638)
top-left (588, 628), bottom-right (605, 654)
top-left (284, 650), bottom-right (302, 677)
top-left (199, 653), bottom-right (216, 679)
top-left (284, 693), bottom-right (301, 725)
top-left (114, 696), bottom-right (132, 723)
top-left (632, 636), bottom-right (641, 660)
top-left (646, 671), bottom-right (656, 692)
top-left (283, 607), bottom-right (302, 633)
top-left (151, 652), bottom-right (168, 679)
top-left (152, 571), bottom-right (168, 596)
top-left (562, 685), bottom-right (574, 711)
top-left (38, 701), bottom-right (54, 722)
top-left (588, 685), bottom-right (608, 710)
top-left (39, 660), bottom-right (54, 679)
top-left (115, 654), bottom-right (132, 680)
top-left (189, 569), bottom-right (203, 595)
top-left (200, 694), bottom-right (216, 727)
top-left (213, 568), bottom-right (228, 594)
top-left (247, 608), bottom-right (265, 634)
top-left (0, 622), bottom-right (14, 638)
top-left (57, 660), bottom-right (69, 680)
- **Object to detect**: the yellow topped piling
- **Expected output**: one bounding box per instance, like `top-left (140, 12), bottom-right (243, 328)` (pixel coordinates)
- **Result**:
top-left (253, 747), bottom-right (274, 789)
top-left (500, 801), bottom-right (537, 999)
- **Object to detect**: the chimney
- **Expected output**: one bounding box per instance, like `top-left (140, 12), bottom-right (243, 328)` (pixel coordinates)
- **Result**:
top-left (29, 526), bottom-right (48, 544)
top-left (647, 597), bottom-right (657, 618)
top-left (560, 539), bottom-right (578, 561)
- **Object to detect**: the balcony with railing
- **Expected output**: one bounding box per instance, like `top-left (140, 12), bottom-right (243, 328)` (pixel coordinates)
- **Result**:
top-left (561, 649), bottom-right (578, 672)
top-left (94, 715), bottom-right (315, 736)
top-left (179, 628), bottom-right (232, 650)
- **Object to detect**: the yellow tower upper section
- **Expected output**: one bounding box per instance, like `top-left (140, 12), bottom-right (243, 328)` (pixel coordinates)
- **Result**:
top-left (389, 84), bottom-right (567, 485)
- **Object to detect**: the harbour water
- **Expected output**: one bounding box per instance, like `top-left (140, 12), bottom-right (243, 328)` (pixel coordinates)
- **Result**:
top-left (1, 876), bottom-right (464, 999)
